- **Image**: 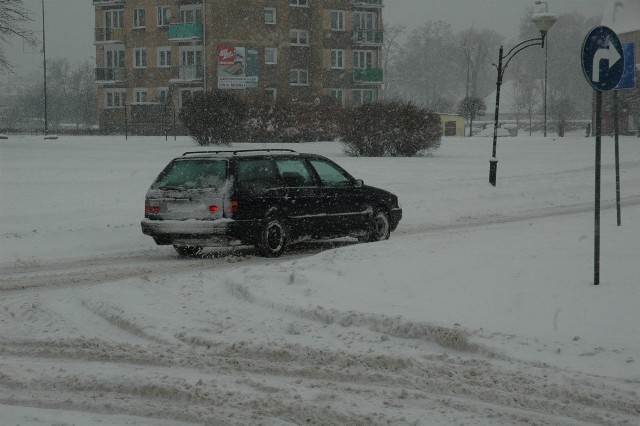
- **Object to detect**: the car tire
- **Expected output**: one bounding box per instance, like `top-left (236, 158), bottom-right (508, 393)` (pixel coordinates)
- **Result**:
top-left (256, 218), bottom-right (289, 257)
top-left (173, 245), bottom-right (203, 258)
top-left (359, 208), bottom-right (391, 243)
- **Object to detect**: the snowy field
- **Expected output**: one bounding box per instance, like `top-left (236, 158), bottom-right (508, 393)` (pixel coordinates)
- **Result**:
top-left (1, 133), bottom-right (639, 425)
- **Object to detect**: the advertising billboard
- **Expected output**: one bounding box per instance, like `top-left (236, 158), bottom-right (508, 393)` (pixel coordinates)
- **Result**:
top-left (217, 45), bottom-right (258, 90)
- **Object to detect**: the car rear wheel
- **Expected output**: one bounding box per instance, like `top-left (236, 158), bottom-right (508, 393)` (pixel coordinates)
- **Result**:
top-left (173, 245), bottom-right (203, 258)
top-left (359, 208), bottom-right (391, 243)
top-left (256, 218), bottom-right (289, 257)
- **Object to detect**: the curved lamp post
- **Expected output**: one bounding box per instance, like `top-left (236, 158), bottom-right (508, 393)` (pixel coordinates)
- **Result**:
top-left (489, 12), bottom-right (557, 186)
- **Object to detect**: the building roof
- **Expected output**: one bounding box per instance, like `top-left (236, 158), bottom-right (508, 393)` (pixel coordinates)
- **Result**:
top-left (601, 0), bottom-right (640, 35)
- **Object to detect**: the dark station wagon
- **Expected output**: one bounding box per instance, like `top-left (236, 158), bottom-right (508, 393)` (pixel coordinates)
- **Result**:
top-left (141, 149), bottom-right (402, 257)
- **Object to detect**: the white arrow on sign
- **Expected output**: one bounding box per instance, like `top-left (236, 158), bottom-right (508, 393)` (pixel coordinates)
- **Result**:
top-left (592, 40), bottom-right (622, 83)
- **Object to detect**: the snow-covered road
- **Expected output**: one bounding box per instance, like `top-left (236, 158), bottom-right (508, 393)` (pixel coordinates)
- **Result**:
top-left (1, 135), bottom-right (639, 424)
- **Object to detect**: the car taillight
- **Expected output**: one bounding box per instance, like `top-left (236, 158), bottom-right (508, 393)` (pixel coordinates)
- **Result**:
top-left (209, 205), bottom-right (219, 213)
top-left (145, 204), bottom-right (160, 215)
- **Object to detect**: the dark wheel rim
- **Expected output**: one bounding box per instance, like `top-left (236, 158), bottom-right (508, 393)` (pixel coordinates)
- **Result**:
top-left (266, 223), bottom-right (284, 252)
top-left (372, 212), bottom-right (390, 240)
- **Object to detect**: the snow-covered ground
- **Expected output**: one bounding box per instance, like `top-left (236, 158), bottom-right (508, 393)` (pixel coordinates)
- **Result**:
top-left (1, 133), bottom-right (639, 425)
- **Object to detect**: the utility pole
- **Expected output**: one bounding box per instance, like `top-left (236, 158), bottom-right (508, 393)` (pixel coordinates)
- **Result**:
top-left (42, 0), bottom-right (48, 136)
top-left (203, 0), bottom-right (207, 92)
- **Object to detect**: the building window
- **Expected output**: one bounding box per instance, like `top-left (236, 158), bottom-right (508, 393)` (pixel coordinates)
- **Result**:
top-left (134, 48), bottom-right (147, 68)
top-left (133, 88), bottom-right (148, 104)
top-left (352, 89), bottom-right (377, 105)
top-left (265, 47), bottom-right (278, 64)
top-left (290, 29), bottom-right (309, 46)
top-left (290, 69), bottom-right (309, 86)
top-left (289, 0), bottom-right (309, 7)
top-left (265, 88), bottom-right (277, 102)
top-left (330, 10), bottom-right (345, 31)
top-left (330, 89), bottom-right (345, 106)
top-left (354, 11), bottom-right (377, 30)
top-left (157, 6), bottom-right (171, 27)
top-left (104, 10), bottom-right (124, 29)
top-left (157, 47), bottom-right (171, 67)
top-left (353, 50), bottom-right (375, 69)
top-left (105, 89), bottom-right (126, 108)
top-left (133, 8), bottom-right (146, 29)
top-left (264, 7), bottom-right (276, 24)
top-left (179, 5), bottom-right (202, 24)
top-left (179, 88), bottom-right (203, 108)
top-left (179, 47), bottom-right (203, 80)
top-left (331, 50), bottom-right (345, 69)
top-left (105, 48), bottom-right (125, 68)
top-left (157, 87), bottom-right (170, 104)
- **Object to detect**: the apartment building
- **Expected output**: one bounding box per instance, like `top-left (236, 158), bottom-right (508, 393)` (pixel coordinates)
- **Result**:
top-left (92, 0), bottom-right (385, 131)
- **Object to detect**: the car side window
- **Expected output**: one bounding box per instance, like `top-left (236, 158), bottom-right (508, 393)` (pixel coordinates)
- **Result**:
top-left (309, 159), bottom-right (352, 187)
top-left (275, 158), bottom-right (315, 187)
top-left (236, 158), bottom-right (279, 194)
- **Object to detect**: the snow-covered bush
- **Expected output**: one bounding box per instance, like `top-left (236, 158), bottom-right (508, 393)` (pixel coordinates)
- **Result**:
top-left (244, 96), bottom-right (341, 143)
top-left (179, 90), bottom-right (247, 146)
top-left (339, 101), bottom-right (441, 157)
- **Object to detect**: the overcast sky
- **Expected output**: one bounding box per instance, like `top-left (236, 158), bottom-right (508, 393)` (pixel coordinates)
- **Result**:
top-left (3, 0), bottom-right (610, 82)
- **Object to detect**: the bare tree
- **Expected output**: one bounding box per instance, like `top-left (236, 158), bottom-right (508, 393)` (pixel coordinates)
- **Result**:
top-left (0, 0), bottom-right (35, 72)
top-left (549, 87), bottom-right (576, 137)
top-left (510, 75), bottom-right (540, 136)
top-left (7, 59), bottom-right (97, 129)
top-left (389, 21), bottom-right (460, 109)
top-left (458, 27), bottom-right (504, 98)
top-left (380, 24), bottom-right (404, 102)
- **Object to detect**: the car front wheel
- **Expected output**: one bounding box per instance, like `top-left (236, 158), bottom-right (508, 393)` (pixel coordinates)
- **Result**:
top-left (256, 218), bottom-right (289, 257)
top-left (359, 208), bottom-right (391, 243)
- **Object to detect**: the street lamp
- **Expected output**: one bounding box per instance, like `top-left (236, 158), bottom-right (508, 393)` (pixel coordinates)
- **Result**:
top-left (489, 11), bottom-right (557, 186)
top-left (41, 0), bottom-right (48, 137)
top-left (535, 1), bottom-right (550, 137)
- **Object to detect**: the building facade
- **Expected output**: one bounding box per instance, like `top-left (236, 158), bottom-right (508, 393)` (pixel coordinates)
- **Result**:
top-left (92, 0), bottom-right (385, 132)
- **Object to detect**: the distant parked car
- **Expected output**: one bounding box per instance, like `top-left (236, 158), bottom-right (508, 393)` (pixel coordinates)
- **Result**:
top-left (141, 149), bottom-right (402, 257)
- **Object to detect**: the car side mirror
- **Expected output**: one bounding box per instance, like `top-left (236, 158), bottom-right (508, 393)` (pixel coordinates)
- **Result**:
top-left (355, 179), bottom-right (364, 188)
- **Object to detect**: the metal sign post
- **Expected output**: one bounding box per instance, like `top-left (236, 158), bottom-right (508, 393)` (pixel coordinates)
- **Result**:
top-left (594, 91), bottom-right (602, 285)
top-left (581, 26), bottom-right (624, 285)
top-left (613, 43), bottom-right (637, 227)
top-left (613, 90), bottom-right (621, 227)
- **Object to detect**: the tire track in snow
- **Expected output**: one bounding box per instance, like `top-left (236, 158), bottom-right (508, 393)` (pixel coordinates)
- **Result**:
top-left (1, 339), bottom-right (638, 425)
top-left (2, 196), bottom-right (640, 294)
top-left (397, 194), bottom-right (640, 236)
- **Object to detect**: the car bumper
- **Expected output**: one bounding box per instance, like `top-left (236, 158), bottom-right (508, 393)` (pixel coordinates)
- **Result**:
top-left (390, 207), bottom-right (402, 231)
top-left (141, 218), bottom-right (257, 246)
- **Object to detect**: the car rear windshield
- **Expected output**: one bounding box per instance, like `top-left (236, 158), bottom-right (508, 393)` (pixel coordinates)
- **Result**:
top-left (152, 159), bottom-right (227, 190)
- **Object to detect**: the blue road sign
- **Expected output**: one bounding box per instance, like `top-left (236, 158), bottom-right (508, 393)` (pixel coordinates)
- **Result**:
top-left (615, 43), bottom-right (636, 90)
top-left (582, 26), bottom-right (624, 91)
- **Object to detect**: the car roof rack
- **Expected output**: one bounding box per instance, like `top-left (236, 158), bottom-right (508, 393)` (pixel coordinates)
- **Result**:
top-left (182, 149), bottom-right (298, 156)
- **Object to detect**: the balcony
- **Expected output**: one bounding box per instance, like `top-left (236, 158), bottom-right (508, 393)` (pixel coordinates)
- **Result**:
top-left (168, 24), bottom-right (203, 41)
top-left (353, 68), bottom-right (383, 84)
top-left (95, 67), bottom-right (126, 83)
top-left (94, 27), bottom-right (125, 44)
top-left (92, 0), bottom-right (124, 5)
top-left (170, 65), bottom-right (204, 82)
top-left (353, 0), bottom-right (384, 8)
top-left (353, 30), bottom-right (384, 45)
